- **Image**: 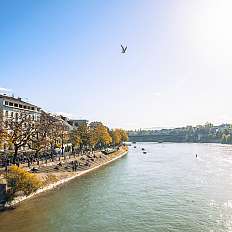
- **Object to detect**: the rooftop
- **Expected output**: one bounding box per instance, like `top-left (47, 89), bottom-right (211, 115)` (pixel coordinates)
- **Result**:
top-left (0, 94), bottom-right (40, 108)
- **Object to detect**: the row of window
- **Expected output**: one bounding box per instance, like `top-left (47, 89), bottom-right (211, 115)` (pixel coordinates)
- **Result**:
top-left (4, 110), bottom-right (38, 121)
top-left (4, 100), bottom-right (39, 111)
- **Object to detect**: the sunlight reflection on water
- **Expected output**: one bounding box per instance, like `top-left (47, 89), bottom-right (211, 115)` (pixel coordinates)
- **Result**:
top-left (1, 143), bottom-right (232, 232)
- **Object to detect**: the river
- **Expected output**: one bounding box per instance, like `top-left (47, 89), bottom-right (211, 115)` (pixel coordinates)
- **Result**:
top-left (1, 143), bottom-right (232, 232)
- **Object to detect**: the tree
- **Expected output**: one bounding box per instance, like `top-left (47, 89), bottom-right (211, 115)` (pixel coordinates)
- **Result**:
top-left (74, 122), bottom-right (113, 150)
top-left (221, 133), bottom-right (232, 144)
top-left (76, 122), bottom-right (90, 150)
top-left (6, 166), bottom-right (42, 201)
top-left (57, 120), bottom-right (69, 155)
top-left (221, 134), bottom-right (228, 144)
top-left (111, 129), bottom-right (122, 145)
top-left (88, 128), bottom-right (98, 149)
top-left (95, 124), bottom-right (112, 147)
top-left (69, 129), bottom-right (81, 151)
top-left (4, 112), bottom-right (36, 163)
top-left (119, 129), bottom-right (128, 142)
top-left (111, 129), bottom-right (128, 145)
top-left (28, 112), bottom-right (50, 157)
top-left (41, 113), bottom-right (69, 154)
top-left (0, 109), bottom-right (6, 149)
top-left (0, 128), bottom-right (5, 149)
top-left (45, 113), bottom-right (61, 150)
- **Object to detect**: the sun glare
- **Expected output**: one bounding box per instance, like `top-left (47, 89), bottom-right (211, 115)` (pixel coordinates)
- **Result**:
top-left (193, 0), bottom-right (232, 61)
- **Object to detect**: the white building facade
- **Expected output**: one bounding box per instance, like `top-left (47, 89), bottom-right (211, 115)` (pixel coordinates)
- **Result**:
top-left (0, 94), bottom-right (41, 121)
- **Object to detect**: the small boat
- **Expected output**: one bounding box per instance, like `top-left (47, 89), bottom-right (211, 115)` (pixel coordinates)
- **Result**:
top-left (142, 148), bottom-right (145, 151)
top-left (143, 151), bottom-right (147, 154)
top-left (134, 146), bottom-right (136, 148)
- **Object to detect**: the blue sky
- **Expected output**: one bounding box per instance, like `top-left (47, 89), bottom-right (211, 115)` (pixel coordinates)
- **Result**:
top-left (1, 0), bottom-right (232, 129)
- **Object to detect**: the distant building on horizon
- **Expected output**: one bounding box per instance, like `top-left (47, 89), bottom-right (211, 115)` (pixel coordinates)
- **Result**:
top-left (67, 119), bottom-right (88, 128)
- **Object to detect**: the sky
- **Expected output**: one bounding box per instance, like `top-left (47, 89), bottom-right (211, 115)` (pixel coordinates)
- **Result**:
top-left (0, 0), bottom-right (232, 129)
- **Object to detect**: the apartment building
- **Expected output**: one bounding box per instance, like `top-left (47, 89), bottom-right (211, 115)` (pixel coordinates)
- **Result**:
top-left (0, 94), bottom-right (41, 121)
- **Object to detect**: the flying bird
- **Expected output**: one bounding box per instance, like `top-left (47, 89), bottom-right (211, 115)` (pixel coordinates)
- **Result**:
top-left (121, 44), bottom-right (127, 54)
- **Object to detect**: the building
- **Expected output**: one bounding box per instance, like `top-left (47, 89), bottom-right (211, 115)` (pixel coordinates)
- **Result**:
top-left (0, 94), bottom-right (41, 121)
top-left (57, 115), bottom-right (74, 131)
top-left (59, 116), bottom-right (90, 130)
top-left (67, 119), bottom-right (88, 128)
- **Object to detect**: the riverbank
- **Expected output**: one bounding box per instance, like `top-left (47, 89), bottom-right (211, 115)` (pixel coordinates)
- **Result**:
top-left (5, 146), bottom-right (128, 208)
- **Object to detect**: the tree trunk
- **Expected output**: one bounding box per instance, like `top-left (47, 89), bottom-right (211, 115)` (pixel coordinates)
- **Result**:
top-left (35, 150), bottom-right (39, 159)
top-left (13, 146), bottom-right (18, 164)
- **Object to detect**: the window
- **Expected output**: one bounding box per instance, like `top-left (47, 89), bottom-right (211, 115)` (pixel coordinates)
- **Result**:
top-left (4, 101), bottom-right (9, 106)
top-left (11, 112), bottom-right (14, 118)
top-left (9, 102), bottom-right (13, 106)
top-left (31, 107), bottom-right (35, 110)
top-left (5, 111), bottom-right (8, 117)
top-left (23, 105), bottom-right (27, 109)
top-left (19, 104), bottom-right (22, 108)
top-left (14, 103), bottom-right (18, 107)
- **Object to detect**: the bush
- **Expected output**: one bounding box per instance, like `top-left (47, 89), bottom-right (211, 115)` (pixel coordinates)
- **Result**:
top-left (6, 166), bottom-right (42, 199)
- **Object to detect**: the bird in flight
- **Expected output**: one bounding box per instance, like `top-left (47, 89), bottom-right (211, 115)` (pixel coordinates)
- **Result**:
top-left (121, 44), bottom-right (127, 54)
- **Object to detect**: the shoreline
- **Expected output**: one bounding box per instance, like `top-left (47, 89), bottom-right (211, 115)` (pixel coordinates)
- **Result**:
top-left (129, 141), bottom-right (232, 145)
top-left (7, 148), bottom-right (128, 207)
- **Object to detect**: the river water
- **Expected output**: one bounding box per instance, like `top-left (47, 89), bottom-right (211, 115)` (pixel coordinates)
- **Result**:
top-left (1, 143), bottom-right (232, 232)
